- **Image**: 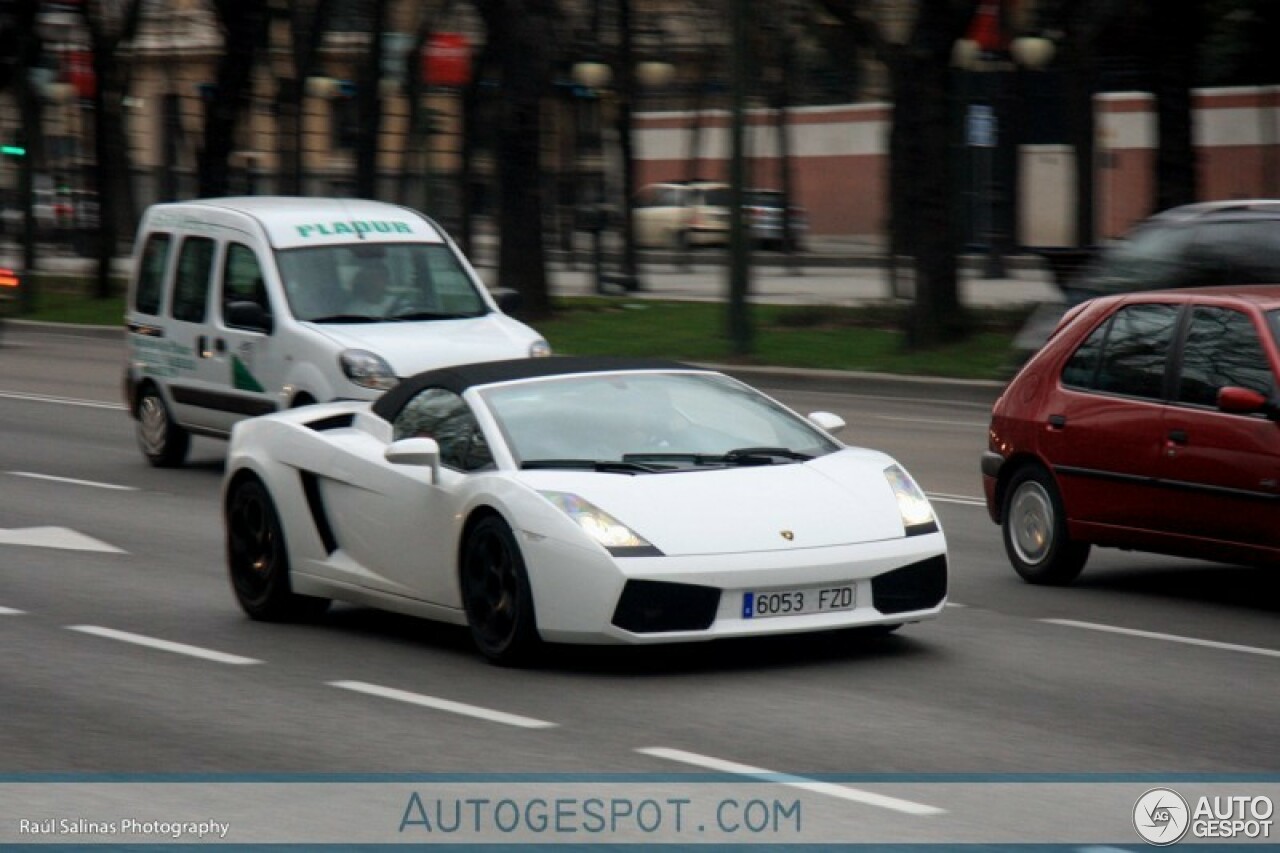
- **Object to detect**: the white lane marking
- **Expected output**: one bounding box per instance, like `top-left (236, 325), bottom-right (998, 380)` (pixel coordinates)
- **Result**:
top-left (0, 526), bottom-right (125, 554)
top-left (67, 625), bottom-right (263, 665)
top-left (944, 602), bottom-right (967, 608)
top-left (0, 606), bottom-right (25, 615)
top-left (8, 471), bottom-right (138, 491)
top-left (875, 415), bottom-right (990, 428)
top-left (636, 747), bottom-right (945, 816)
top-left (1043, 619), bottom-right (1280, 659)
top-left (926, 492), bottom-right (986, 507)
top-left (0, 390), bottom-right (124, 411)
top-left (328, 680), bottom-right (558, 729)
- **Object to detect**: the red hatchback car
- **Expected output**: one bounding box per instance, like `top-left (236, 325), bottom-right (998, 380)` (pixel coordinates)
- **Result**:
top-left (983, 285), bottom-right (1280, 584)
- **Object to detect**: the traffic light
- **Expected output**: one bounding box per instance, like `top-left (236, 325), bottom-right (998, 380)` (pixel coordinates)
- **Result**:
top-left (0, 144), bottom-right (24, 157)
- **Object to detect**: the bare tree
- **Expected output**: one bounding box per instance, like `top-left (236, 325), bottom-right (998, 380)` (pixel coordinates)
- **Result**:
top-left (199, 0), bottom-right (269, 198)
top-left (79, 0), bottom-right (146, 298)
top-left (273, 0), bottom-right (334, 195)
top-left (472, 0), bottom-right (558, 318)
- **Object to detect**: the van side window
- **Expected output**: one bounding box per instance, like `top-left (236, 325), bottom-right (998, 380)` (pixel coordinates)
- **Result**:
top-left (222, 242), bottom-right (269, 319)
top-left (135, 233), bottom-right (171, 315)
top-left (171, 236), bottom-right (216, 323)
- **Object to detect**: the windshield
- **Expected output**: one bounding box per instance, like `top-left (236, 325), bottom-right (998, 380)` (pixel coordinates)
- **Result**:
top-left (479, 372), bottom-right (839, 471)
top-left (276, 242), bottom-right (488, 323)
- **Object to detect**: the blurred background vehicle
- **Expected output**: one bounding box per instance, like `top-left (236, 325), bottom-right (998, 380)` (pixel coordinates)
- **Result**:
top-left (744, 188), bottom-right (807, 251)
top-left (1014, 200), bottom-right (1280, 362)
top-left (633, 181), bottom-right (730, 249)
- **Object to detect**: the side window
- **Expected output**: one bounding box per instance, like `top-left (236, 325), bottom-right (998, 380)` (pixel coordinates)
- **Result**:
top-left (134, 233), bottom-right (171, 315)
top-left (392, 388), bottom-right (493, 471)
top-left (1061, 317), bottom-right (1111, 389)
top-left (1093, 303), bottom-right (1180, 399)
top-left (170, 236), bottom-right (216, 323)
top-left (221, 243), bottom-right (269, 321)
top-left (1177, 306), bottom-right (1274, 407)
top-left (1064, 304), bottom-right (1179, 398)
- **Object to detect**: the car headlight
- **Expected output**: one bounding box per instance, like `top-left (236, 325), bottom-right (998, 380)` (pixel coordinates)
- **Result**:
top-left (529, 339), bottom-right (552, 358)
top-left (539, 491), bottom-right (658, 555)
top-left (884, 464), bottom-right (938, 536)
top-left (339, 349), bottom-right (397, 391)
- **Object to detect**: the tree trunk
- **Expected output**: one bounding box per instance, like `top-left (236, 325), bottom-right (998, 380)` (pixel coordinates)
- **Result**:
top-left (477, 0), bottom-right (554, 319)
top-left (199, 1), bottom-right (266, 198)
top-left (904, 0), bottom-right (972, 349)
top-left (355, 0), bottom-right (386, 198)
top-left (1150, 0), bottom-right (1198, 211)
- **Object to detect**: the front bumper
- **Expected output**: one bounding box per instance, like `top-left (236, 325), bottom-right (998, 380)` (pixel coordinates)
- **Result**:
top-left (524, 531), bottom-right (948, 645)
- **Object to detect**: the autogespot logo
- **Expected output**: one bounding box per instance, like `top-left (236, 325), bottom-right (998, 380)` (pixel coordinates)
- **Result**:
top-left (1134, 788), bottom-right (1191, 846)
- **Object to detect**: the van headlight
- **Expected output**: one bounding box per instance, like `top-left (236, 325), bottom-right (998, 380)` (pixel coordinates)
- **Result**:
top-left (529, 339), bottom-right (552, 358)
top-left (340, 349), bottom-right (397, 390)
top-left (884, 464), bottom-right (938, 536)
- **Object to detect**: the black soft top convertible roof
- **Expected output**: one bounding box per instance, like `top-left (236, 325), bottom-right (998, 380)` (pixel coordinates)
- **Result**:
top-left (371, 356), bottom-right (707, 422)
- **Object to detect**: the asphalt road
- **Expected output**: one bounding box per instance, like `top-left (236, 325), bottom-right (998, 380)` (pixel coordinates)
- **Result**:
top-left (1, 325), bottom-right (1276, 846)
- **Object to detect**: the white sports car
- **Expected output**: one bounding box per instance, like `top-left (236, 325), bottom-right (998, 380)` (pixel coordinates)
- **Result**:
top-left (223, 358), bottom-right (947, 664)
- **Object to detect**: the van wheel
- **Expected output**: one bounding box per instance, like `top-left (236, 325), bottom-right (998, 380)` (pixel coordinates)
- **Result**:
top-left (1001, 465), bottom-right (1090, 585)
top-left (136, 387), bottom-right (190, 467)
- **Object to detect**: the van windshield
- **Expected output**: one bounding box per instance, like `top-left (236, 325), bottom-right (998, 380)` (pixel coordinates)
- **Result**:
top-left (276, 242), bottom-right (488, 323)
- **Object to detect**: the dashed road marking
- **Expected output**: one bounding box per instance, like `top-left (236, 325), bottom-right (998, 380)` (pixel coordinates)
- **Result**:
top-left (0, 390), bottom-right (125, 411)
top-left (636, 746), bottom-right (945, 816)
top-left (67, 625), bottom-right (263, 665)
top-left (1043, 619), bottom-right (1280, 659)
top-left (0, 526), bottom-right (125, 553)
top-left (9, 471), bottom-right (138, 491)
top-left (0, 606), bottom-right (25, 615)
top-left (328, 680), bottom-right (558, 729)
top-left (926, 492), bottom-right (987, 507)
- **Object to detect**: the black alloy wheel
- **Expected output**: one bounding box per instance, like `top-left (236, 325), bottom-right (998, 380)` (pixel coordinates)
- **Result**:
top-left (461, 515), bottom-right (540, 666)
top-left (226, 477), bottom-right (329, 621)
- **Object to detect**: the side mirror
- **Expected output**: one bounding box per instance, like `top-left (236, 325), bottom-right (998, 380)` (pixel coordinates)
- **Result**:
top-left (490, 287), bottom-right (522, 314)
top-left (807, 411), bottom-right (846, 435)
top-left (1217, 386), bottom-right (1269, 416)
top-left (385, 437), bottom-right (441, 481)
top-left (225, 300), bottom-right (273, 333)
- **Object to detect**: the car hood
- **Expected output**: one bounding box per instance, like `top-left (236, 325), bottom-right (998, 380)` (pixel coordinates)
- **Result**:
top-left (516, 449), bottom-right (911, 556)
top-left (305, 314), bottom-right (541, 376)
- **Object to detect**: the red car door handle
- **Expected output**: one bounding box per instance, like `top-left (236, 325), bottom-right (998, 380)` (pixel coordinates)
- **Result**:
top-left (1168, 429), bottom-right (1188, 445)
top-left (1048, 415), bottom-right (1066, 429)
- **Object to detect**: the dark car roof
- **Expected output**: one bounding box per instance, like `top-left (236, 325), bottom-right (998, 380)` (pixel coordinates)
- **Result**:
top-left (372, 356), bottom-right (707, 421)
top-left (1146, 199), bottom-right (1280, 224)
top-left (1096, 283), bottom-right (1280, 311)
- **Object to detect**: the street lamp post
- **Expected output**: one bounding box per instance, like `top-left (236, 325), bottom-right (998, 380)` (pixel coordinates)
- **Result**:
top-left (952, 31), bottom-right (1055, 279)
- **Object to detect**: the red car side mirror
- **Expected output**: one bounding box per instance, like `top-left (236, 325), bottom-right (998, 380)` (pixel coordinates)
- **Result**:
top-left (1216, 385), bottom-right (1268, 415)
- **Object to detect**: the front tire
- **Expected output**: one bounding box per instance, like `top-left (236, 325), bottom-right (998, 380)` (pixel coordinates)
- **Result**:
top-left (136, 387), bottom-right (190, 467)
top-left (1001, 465), bottom-right (1090, 585)
top-left (226, 476), bottom-right (330, 621)
top-left (461, 515), bottom-right (540, 666)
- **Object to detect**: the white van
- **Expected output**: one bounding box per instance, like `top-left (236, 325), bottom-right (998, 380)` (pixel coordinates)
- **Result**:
top-left (123, 196), bottom-right (550, 466)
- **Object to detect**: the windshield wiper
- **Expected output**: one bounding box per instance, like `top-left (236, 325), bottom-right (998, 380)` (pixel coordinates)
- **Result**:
top-left (623, 447), bottom-right (813, 467)
top-left (307, 313), bottom-right (385, 324)
top-left (388, 310), bottom-right (480, 322)
top-left (721, 446), bottom-right (812, 464)
top-left (521, 459), bottom-right (670, 475)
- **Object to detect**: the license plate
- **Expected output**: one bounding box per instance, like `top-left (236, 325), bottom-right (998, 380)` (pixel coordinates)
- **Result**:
top-left (742, 585), bottom-right (855, 619)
